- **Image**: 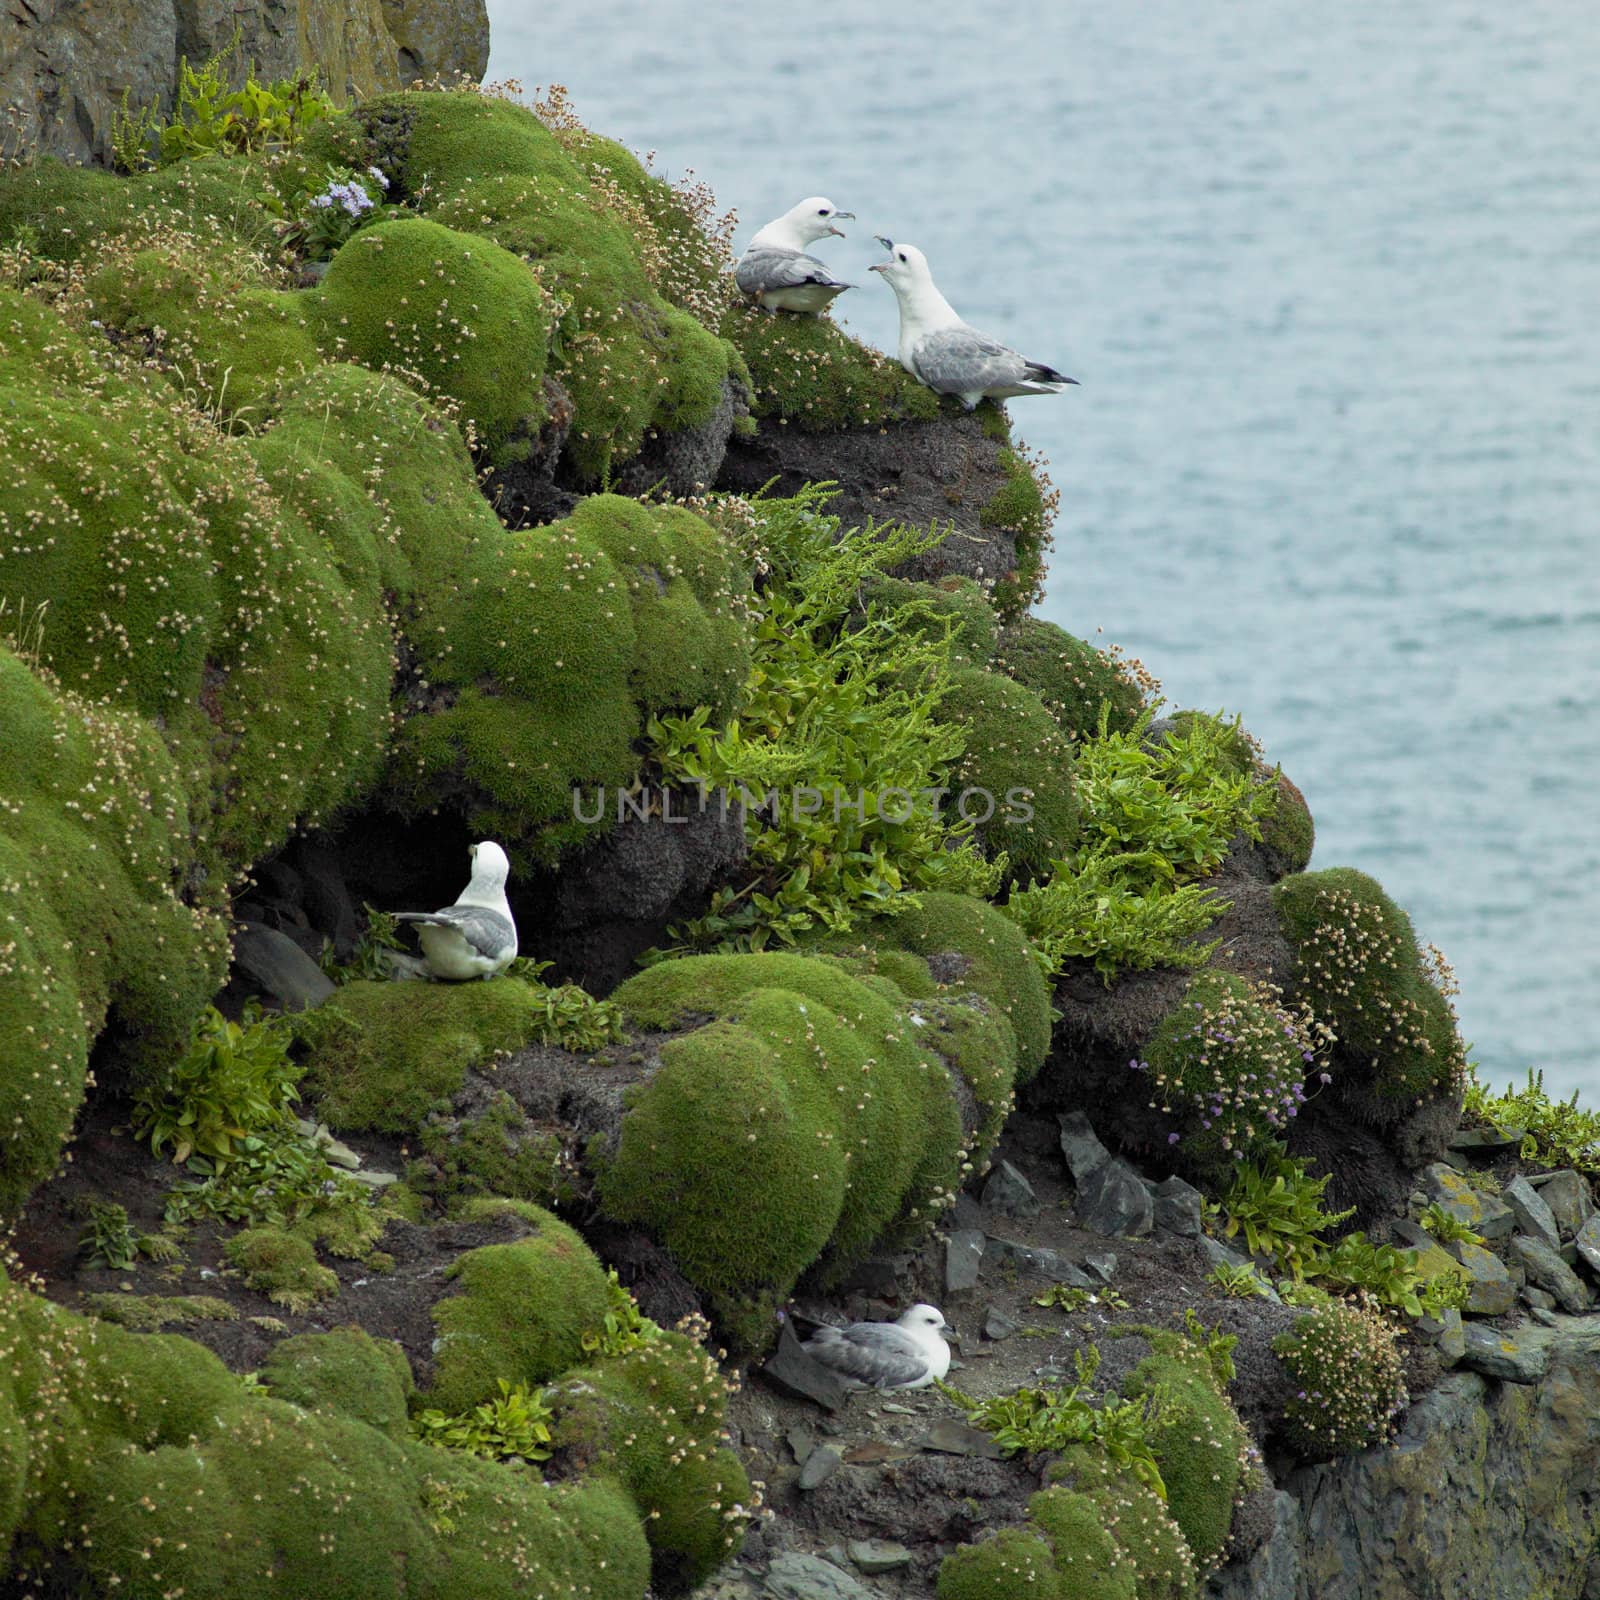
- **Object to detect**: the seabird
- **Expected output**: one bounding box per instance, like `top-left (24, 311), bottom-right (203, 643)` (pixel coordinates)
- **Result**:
top-left (799, 1304), bottom-right (956, 1391)
top-left (734, 197), bottom-right (856, 314)
top-left (392, 840), bottom-right (518, 981)
top-left (870, 237), bottom-right (1079, 408)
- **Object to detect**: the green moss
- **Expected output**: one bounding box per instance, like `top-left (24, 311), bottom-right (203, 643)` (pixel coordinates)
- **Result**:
top-left (548, 1331), bottom-right (747, 1590)
top-left (1273, 1301), bottom-right (1405, 1460)
top-left (81, 1293), bottom-right (237, 1332)
top-left (1121, 1349), bottom-right (1246, 1571)
top-left (1028, 1488), bottom-right (1139, 1599)
top-left (933, 667), bottom-right (1080, 876)
top-left (862, 574), bottom-right (1001, 665)
top-left (427, 1212), bottom-right (613, 1413)
top-left (1049, 1448), bottom-right (1196, 1600)
top-left (294, 978), bottom-right (570, 1133)
top-left (260, 1328), bottom-right (414, 1439)
top-left (998, 616), bottom-right (1147, 741)
top-left (314, 216), bottom-right (552, 461)
top-left (1274, 867), bottom-right (1466, 1116)
top-left (413, 1091), bottom-right (572, 1211)
top-left (225, 1226), bottom-right (339, 1312)
top-left (1260, 774), bottom-right (1315, 874)
top-left (603, 953), bottom-right (969, 1346)
top-left (983, 446), bottom-right (1053, 617)
top-left (724, 305), bottom-right (942, 431)
top-left (937, 1528), bottom-right (1063, 1600)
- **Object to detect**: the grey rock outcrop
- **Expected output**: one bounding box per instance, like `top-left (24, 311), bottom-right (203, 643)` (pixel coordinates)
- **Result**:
top-left (0, 0), bottom-right (489, 167)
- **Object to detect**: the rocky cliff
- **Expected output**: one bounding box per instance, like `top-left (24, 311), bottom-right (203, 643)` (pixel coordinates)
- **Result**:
top-left (0, 0), bottom-right (489, 166)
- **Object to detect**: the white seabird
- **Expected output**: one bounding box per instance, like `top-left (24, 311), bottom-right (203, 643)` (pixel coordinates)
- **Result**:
top-left (799, 1304), bottom-right (956, 1391)
top-left (870, 237), bottom-right (1079, 409)
top-left (392, 840), bottom-right (518, 981)
top-left (734, 197), bottom-right (856, 314)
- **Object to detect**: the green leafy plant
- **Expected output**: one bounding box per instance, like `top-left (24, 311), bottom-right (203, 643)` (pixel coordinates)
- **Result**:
top-left (1418, 1201), bottom-right (1482, 1246)
top-left (1032, 1284), bottom-right (1130, 1313)
top-left (157, 41), bottom-right (334, 167)
top-left (77, 1201), bottom-right (176, 1271)
top-left (580, 1269), bottom-right (660, 1357)
top-left (1314, 1236), bottom-right (1432, 1318)
top-left (131, 1005), bottom-right (301, 1166)
top-left (531, 985), bottom-right (627, 1053)
top-left (1212, 1152), bottom-right (1354, 1278)
top-left (1464, 1067), bottom-right (1600, 1175)
top-left (320, 905), bottom-right (407, 984)
top-left (1180, 1309), bottom-right (1238, 1385)
top-left (415, 1379), bottom-right (555, 1464)
top-left (939, 1347), bottom-right (1169, 1500)
top-left (649, 487), bottom-right (998, 953)
top-left (1207, 1263), bottom-right (1272, 1300)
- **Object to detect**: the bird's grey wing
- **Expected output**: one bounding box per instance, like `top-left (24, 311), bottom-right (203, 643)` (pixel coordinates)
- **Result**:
top-left (910, 326), bottom-right (1031, 392)
top-left (803, 1324), bottom-right (929, 1388)
top-left (736, 247), bottom-right (849, 295)
top-left (393, 906), bottom-right (516, 959)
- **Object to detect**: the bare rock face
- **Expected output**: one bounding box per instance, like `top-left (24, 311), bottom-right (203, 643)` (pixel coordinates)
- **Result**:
top-left (0, 0), bottom-right (489, 166)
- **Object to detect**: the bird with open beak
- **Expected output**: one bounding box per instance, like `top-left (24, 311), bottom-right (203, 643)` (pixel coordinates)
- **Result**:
top-left (734, 197), bottom-right (857, 314)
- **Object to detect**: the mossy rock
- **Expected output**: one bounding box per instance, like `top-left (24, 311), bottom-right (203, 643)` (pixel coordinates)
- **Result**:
top-left (932, 666), bottom-right (1080, 876)
top-left (861, 574), bottom-right (1001, 665)
top-left (314, 216), bottom-right (552, 462)
top-left (412, 1090), bottom-right (572, 1211)
top-left (259, 1327), bottom-right (414, 1439)
top-left (937, 1527), bottom-right (1063, 1600)
top-left (1049, 1447), bottom-right (1196, 1600)
top-left (601, 952), bottom-right (972, 1347)
top-left (1273, 1301), bottom-right (1405, 1460)
top-left (724, 305), bottom-right (941, 431)
top-left (294, 978), bottom-right (566, 1133)
top-left (1121, 1348), bottom-right (1247, 1571)
top-left (426, 1210), bottom-right (613, 1413)
top-left (997, 615), bottom-right (1147, 740)
top-left (1028, 1487), bottom-right (1139, 1599)
top-left (1274, 867), bottom-right (1466, 1118)
top-left (225, 1227), bottom-right (339, 1312)
top-left (982, 445), bottom-right (1055, 618)
top-left (548, 1330), bottom-right (747, 1590)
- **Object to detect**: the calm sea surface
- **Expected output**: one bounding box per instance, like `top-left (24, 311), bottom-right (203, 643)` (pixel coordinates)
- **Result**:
top-left (487, 1), bottom-right (1600, 1099)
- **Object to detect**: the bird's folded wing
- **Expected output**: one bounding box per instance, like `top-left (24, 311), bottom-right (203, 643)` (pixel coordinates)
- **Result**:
top-left (911, 326), bottom-right (1029, 391)
top-left (805, 1324), bottom-right (928, 1387)
top-left (736, 247), bottom-right (848, 294)
top-left (393, 906), bottom-right (516, 959)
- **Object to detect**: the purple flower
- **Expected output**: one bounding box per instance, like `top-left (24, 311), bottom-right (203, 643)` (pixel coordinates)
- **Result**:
top-left (367, 165), bottom-right (389, 190)
top-left (1168, 1132), bottom-right (1180, 1145)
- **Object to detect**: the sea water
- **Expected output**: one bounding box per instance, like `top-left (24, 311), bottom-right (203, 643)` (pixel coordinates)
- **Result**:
top-left (487, 0), bottom-right (1600, 1098)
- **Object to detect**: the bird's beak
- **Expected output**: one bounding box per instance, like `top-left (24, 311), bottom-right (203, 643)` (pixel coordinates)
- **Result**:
top-left (874, 235), bottom-right (893, 251)
top-left (1064, 376), bottom-right (1081, 386)
top-left (868, 263), bottom-right (885, 273)
top-left (940, 1323), bottom-right (960, 1344)
top-left (828, 211), bottom-right (854, 237)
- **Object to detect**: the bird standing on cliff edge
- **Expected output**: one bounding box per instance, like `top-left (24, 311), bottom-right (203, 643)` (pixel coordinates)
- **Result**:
top-left (871, 237), bottom-right (1078, 409)
top-left (734, 197), bottom-right (856, 313)
top-left (392, 840), bottom-right (518, 981)
top-left (798, 1304), bottom-right (957, 1390)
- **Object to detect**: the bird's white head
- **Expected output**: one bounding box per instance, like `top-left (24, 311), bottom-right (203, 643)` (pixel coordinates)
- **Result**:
top-left (467, 840), bottom-right (511, 890)
top-left (898, 1303), bottom-right (956, 1343)
top-left (868, 237), bottom-right (933, 294)
top-left (754, 197), bottom-right (855, 250)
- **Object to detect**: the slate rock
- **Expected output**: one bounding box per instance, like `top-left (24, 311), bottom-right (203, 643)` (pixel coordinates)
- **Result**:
top-left (848, 1540), bottom-right (912, 1575)
top-left (1529, 1306), bottom-right (1560, 1328)
top-left (797, 1444), bottom-right (844, 1491)
top-left (232, 921), bottom-right (336, 1012)
top-left (1443, 1237), bottom-right (1517, 1315)
top-left (1522, 1285), bottom-right (1556, 1312)
top-left (1537, 1170), bottom-right (1594, 1239)
top-left (762, 1324), bottom-right (848, 1412)
top-left (1076, 1156), bottom-right (1155, 1238)
top-left (1459, 1323), bottom-right (1550, 1384)
top-left (1198, 1236), bottom-right (1279, 1301)
top-left (1574, 1214), bottom-right (1600, 1278)
top-left (765, 1552), bottom-right (874, 1600)
top-left (1082, 1250), bottom-right (1118, 1284)
top-left (982, 1305), bottom-right (1019, 1342)
top-left (1509, 1233), bottom-right (1590, 1313)
top-left (1058, 1111), bottom-right (1112, 1186)
top-left (945, 1229), bottom-right (986, 1295)
top-left (1389, 1219), bottom-right (1464, 1283)
top-left (1423, 1163), bottom-right (1515, 1240)
top-left (919, 1419), bottom-right (1006, 1458)
top-left (1503, 1176), bottom-right (1561, 1251)
top-left (985, 1237), bottom-right (1093, 1287)
top-left (951, 1192), bottom-right (985, 1232)
top-left (982, 1159), bottom-right (1041, 1218)
top-left (1448, 1126), bottom-right (1526, 1151)
top-left (1153, 1174), bottom-right (1204, 1237)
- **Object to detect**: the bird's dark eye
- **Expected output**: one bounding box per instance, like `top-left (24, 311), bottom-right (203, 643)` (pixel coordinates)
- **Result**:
top-left (898, 253), bottom-right (907, 262)
top-left (817, 207), bottom-right (829, 215)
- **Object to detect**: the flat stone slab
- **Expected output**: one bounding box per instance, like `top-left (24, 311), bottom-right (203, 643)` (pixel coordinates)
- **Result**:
top-left (763, 1324), bottom-right (848, 1412)
top-left (765, 1553), bottom-right (875, 1600)
top-left (919, 1419), bottom-right (1006, 1458)
top-left (848, 1540), bottom-right (912, 1575)
top-left (1423, 1163), bottom-right (1515, 1241)
top-left (982, 1305), bottom-right (1020, 1341)
top-left (1448, 1126), bottom-right (1526, 1151)
top-left (1503, 1176), bottom-right (1561, 1251)
top-left (797, 1443), bottom-right (844, 1491)
top-left (1510, 1233), bottom-right (1590, 1313)
top-left (945, 1228), bottom-right (986, 1295)
top-left (985, 1237), bottom-right (1094, 1287)
top-left (233, 921), bottom-right (336, 1012)
top-left (1460, 1324), bottom-right (1550, 1384)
